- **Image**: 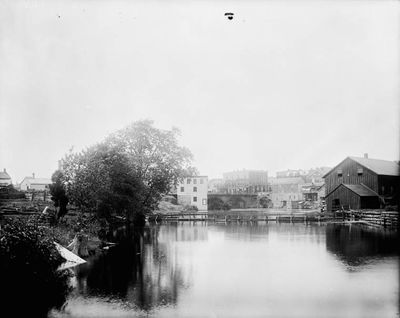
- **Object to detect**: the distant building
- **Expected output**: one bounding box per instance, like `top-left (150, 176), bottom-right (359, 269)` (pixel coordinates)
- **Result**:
top-left (0, 168), bottom-right (12, 187)
top-left (323, 155), bottom-right (400, 211)
top-left (222, 170), bottom-right (268, 194)
top-left (305, 167), bottom-right (331, 183)
top-left (20, 173), bottom-right (52, 191)
top-left (302, 183), bottom-right (325, 208)
top-left (276, 169), bottom-right (307, 178)
top-left (269, 177), bottom-right (305, 208)
top-left (208, 178), bottom-right (224, 193)
top-left (177, 176), bottom-right (208, 211)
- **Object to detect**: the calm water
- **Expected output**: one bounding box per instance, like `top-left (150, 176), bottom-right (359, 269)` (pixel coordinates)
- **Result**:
top-left (51, 223), bottom-right (399, 318)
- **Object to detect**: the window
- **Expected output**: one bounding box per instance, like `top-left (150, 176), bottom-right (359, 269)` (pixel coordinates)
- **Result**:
top-left (193, 179), bottom-right (197, 184)
top-left (200, 178), bottom-right (204, 184)
top-left (337, 169), bottom-right (343, 177)
top-left (202, 198), bottom-right (207, 205)
top-left (193, 196), bottom-right (197, 202)
top-left (180, 187), bottom-right (184, 192)
top-left (187, 179), bottom-right (191, 184)
top-left (357, 168), bottom-right (363, 176)
top-left (193, 186), bottom-right (197, 192)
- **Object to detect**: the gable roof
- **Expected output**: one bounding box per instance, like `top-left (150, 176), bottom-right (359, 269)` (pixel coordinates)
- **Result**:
top-left (326, 183), bottom-right (379, 198)
top-left (342, 184), bottom-right (378, 197)
top-left (0, 171), bottom-right (11, 179)
top-left (349, 157), bottom-right (399, 176)
top-left (20, 177), bottom-right (52, 185)
top-left (30, 178), bottom-right (52, 185)
top-left (323, 156), bottom-right (400, 178)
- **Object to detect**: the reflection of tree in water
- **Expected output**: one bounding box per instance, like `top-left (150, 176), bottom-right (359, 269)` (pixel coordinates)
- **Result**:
top-left (73, 225), bottom-right (190, 311)
top-left (326, 224), bottom-right (398, 267)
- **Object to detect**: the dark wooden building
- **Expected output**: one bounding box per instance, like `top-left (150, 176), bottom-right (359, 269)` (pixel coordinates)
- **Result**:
top-left (323, 155), bottom-right (399, 211)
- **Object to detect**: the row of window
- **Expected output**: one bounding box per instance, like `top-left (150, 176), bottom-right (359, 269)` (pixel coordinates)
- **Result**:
top-left (192, 197), bottom-right (207, 205)
top-left (180, 186), bottom-right (198, 192)
top-left (186, 178), bottom-right (205, 185)
top-left (337, 168), bottom-right (363, 177)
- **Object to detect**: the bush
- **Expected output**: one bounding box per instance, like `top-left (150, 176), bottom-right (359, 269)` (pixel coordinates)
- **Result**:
top-left (0, 217), bottom-right (72, 317)
top-left (182, 205), bottom-right (198, 212)
top-left (208, 197), bottom-right (225, 210)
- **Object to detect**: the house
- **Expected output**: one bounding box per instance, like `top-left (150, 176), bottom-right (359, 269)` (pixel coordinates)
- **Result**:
top-left (20, 173), bottom-right (52, 191)
top-left (301, 183), bottom-right (325, 209)
top-left (269, 176), bottom-right (306, 208)
top-left (222, 170), bottom-right (268, 194)
top-left (177, 176), bottom-right (208, 211)
top-left (323, 155), bottom-right (399, 211)
top-left (0, 168), bottom-right (12, 187)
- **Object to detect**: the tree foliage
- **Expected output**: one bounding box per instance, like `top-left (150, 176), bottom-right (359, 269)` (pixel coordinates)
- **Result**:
top-left (0, 217), bottom-right (71, 317)
top-left (59, 120), bottom-right (194, 223)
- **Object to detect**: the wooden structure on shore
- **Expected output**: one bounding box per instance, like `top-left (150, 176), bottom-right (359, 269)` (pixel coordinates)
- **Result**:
top-left (150, 212), bottom-right (329, 224)
top-left (339, 210), bottom-right (398, 229)
top-left (150, 210), bottom-right (398, 229)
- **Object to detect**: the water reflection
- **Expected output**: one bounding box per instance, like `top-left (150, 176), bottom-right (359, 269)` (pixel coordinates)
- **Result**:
top-left (53, 223), bottom-right (398, 318)
top-left (326, 223), bottom-right (399, 267)
top-left (70, 224), bottom-right (210, 313)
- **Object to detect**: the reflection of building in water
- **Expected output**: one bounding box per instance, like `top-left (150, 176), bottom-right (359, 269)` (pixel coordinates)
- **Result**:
top-left (159, 224), bottom-right (208, 242)
top-left (177, 176), bottom-right (208, 211)
top-left (325, 224), bottom-right (398, 267)
top-left (216, 223), bottom-right (326, 242)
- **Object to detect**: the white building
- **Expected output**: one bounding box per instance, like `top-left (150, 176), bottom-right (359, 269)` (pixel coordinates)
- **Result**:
top-left (177, 176), bottom-right (208, 211)
top-left (20, 174), bottom-right (52, 191)
top-left (0, 168), bottom-right (12, 187)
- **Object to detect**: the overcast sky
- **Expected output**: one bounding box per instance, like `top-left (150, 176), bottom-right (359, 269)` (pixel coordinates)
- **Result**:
top-left (1, 0), bottom-right (399, 183)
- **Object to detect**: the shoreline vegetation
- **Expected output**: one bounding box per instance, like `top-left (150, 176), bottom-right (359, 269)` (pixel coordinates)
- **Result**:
top-left (0, 120), bottom-right (197, 317)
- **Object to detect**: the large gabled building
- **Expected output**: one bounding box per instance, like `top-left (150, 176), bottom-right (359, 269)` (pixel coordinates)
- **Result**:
top-left (323, 155), bottom-right (399, 211)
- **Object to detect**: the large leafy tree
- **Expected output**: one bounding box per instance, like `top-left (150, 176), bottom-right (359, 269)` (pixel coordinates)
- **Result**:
top-left (59, 120), bottom-right (194, 223)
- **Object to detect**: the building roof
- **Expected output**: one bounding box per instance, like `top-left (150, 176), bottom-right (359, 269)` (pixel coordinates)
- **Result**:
top-left (326, 183), bottom-right (378, 198)
top-left (342, 184), bottom-right (378, 197)
top-left (0, 171), bottom-right (11, 179)
top-left (21, 177), bottom-right (52, 185)
top-left (349, 157), bottom-right (400, 176)
top-left (323, 156), bottom-right (400, 178)
top-left (30, 178), bottom-right (52, 185)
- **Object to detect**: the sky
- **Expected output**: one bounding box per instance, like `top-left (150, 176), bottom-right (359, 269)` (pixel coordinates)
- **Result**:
top-left (0, 0), bottom-right (399, 183)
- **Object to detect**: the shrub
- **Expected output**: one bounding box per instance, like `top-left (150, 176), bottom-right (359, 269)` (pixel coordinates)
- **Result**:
top-left (0, 217), bottom-right (72, 317)
top-left (182, 205), bottom-right (198, 212)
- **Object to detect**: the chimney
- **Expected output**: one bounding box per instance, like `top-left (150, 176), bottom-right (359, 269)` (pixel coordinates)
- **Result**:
top-left (32, 173), bottom-right (35, 179)
top-left (3, 168), bottom-right (5, 173)
top-left (364, 153), bottom-right (368, 159)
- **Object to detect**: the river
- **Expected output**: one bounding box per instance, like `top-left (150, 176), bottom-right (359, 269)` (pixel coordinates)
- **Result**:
top-left (50, 222), bottom-right (399, 318)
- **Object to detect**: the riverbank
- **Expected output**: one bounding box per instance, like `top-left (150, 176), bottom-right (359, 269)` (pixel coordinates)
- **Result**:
top-left (0, 199), bottom-right (106, 256)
